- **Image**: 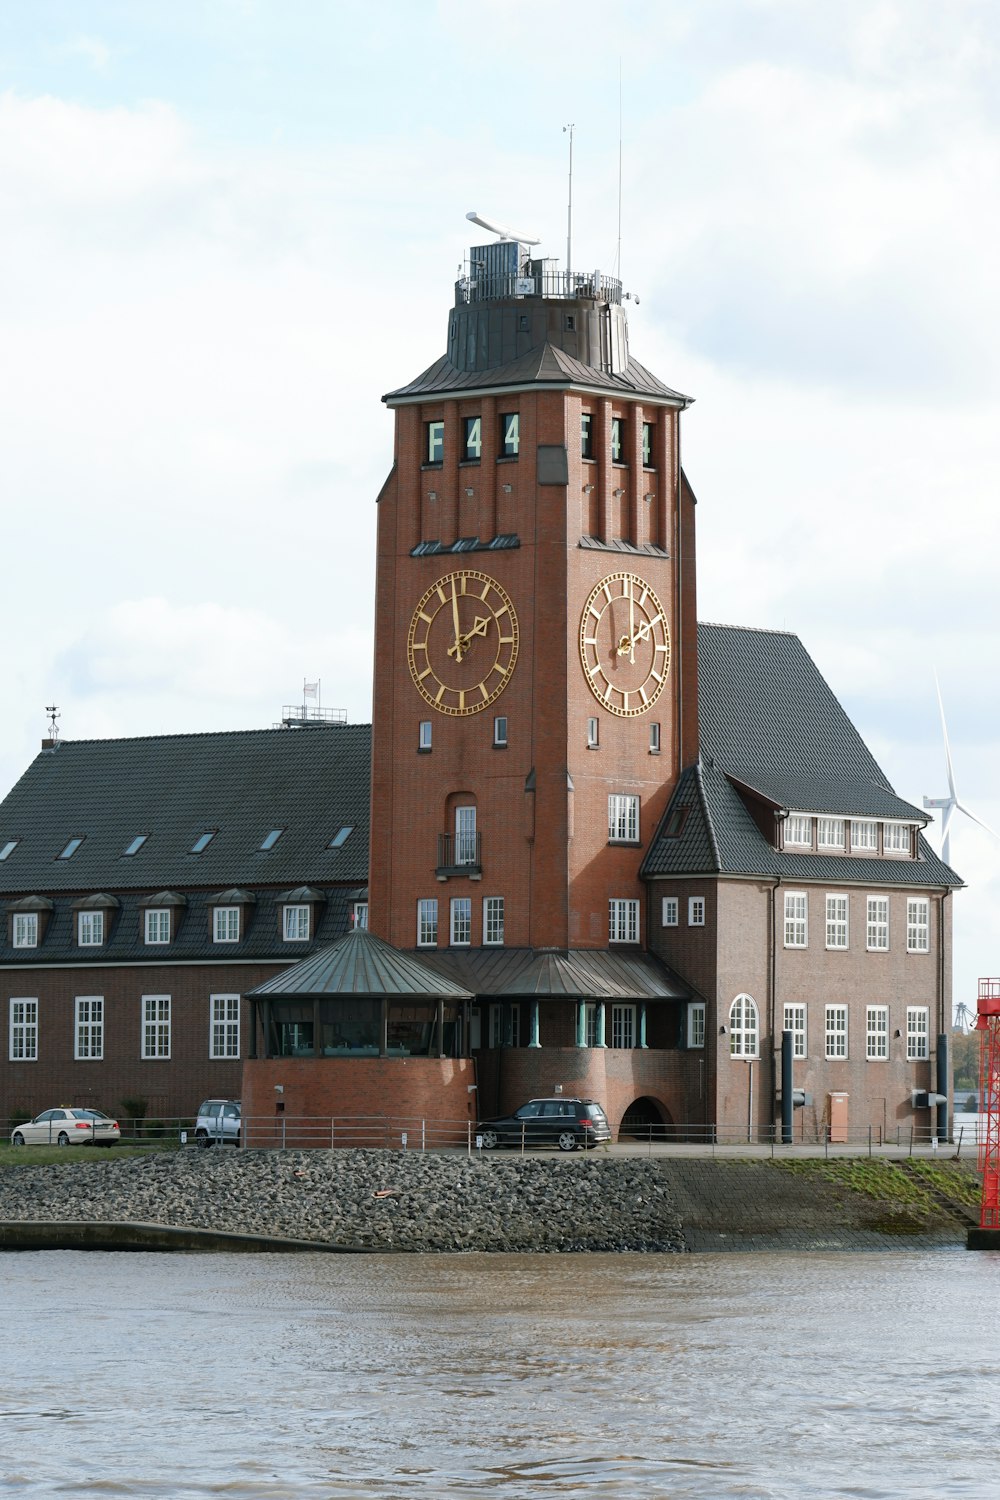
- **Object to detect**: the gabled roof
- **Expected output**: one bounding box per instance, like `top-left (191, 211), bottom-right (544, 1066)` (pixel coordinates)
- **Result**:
top-left (247, 928), bottom-right (473, 1000)
top-left (643, 624), bottom-right (961, 888)
top-left (0, 726), bottom-right (371, 893)
top-left (384, 344), bottom-right (691, 406)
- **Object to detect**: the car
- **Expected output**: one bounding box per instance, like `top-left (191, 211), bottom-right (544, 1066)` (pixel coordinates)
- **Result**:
top-left (11, 1108), bottom-right (121, 1147)
top-left (195, 1098), bottom-right (241, 1146)
top-left (476, 1097), bottom-right (612, 1152)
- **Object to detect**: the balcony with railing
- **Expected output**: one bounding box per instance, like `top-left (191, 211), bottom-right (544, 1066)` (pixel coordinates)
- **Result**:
top-left (436, 831), bottom-right (482, 880)
top-left (456, 266), bottom-right (622, 307)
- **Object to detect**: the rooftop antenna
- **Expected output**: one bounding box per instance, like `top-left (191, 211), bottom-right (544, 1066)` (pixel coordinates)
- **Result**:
top-left (465, 211), bottom-right (539, 245)
top-left (616, 61), bottom-right (623, 279)
top-left (563, 123), bottom-right (575, 280)
top-left (45, 704), bottom-right (60, 743)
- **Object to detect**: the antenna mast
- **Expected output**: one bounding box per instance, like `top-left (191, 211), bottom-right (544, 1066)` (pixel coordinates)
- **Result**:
top-left (616, 60), bottom-right (623, 278)
top-left (563, 123), bottom-right (575, 281)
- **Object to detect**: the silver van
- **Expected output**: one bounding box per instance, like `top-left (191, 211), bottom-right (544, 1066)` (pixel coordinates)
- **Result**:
top-left (195, 1099), bottom-right (241, 1146)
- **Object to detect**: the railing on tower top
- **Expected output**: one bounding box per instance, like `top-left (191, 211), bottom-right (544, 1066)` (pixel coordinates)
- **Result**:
top-left (456, 268), bottom-right (623, 306)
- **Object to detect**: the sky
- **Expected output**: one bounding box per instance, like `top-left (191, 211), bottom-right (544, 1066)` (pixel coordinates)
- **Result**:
top-left (1, 0), bottom-right (998, 1017)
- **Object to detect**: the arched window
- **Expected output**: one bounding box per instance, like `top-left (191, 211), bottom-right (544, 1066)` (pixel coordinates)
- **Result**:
top-left (729, 994), bottom-right (759, 1058)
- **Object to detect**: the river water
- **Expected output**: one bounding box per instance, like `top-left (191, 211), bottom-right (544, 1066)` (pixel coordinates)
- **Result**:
top-left (2, 1248), bottom-right (998, 1499)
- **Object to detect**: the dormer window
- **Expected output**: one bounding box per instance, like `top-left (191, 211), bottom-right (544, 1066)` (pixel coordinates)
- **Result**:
top-left (818, 817), bottom-right (845, 849)
top-left (213, 907), bottom-right (240, 943)
top-left (191, 831), bottom-right (216, 854)
top-left (58, 836), bottom-right (84, 860)
top-left (283, 905), bottom-right (310, 941)
top-left (785, 815), bottom-right (812, 847)
top-left (260, 828), bottom-right (284, 851)
top-left (884, 822), bottom-right (913, 854)
top-left (78, 911), bottom-right (104, 947)
top-left (13, 912), bottom-right (37, 948)
top-left (122, 834), bottom-right (148, 857)
top-left (851, 820), bottom-right (878, 852)
top-left (209, 888), bottom-right (254, 943)
top-left (0, 839), bottom-right (19, 861)
top-left (145, 909), bottom-right (171, 945)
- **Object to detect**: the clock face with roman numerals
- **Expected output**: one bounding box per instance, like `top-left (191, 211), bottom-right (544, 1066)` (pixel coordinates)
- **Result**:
top-left (407, 569), bottom-right (519, 716)
top-left (579, 571), bottom-right (670, 717)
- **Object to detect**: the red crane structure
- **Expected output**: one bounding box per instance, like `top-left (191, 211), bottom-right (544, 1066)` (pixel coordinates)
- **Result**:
top-left (976, 977), bottom-right (1000, 1233)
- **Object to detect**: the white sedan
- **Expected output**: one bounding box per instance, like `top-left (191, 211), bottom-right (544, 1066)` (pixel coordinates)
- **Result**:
top-left (11, 1108), bottom-right (121, 1147)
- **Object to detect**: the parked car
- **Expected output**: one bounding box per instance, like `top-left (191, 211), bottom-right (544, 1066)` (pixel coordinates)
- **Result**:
top-left (477, 1097), bottom-right (611, 1152)
top-left (195, 1099), bottom-right (241, 1146)
top-left (10, 1108), bottom-right (121, 1147)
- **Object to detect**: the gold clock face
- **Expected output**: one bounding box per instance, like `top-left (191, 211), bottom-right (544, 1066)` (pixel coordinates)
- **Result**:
top-left (407, 569), bottom-right (519, 716)
top-left (580, 571), bottom-right (670, 717)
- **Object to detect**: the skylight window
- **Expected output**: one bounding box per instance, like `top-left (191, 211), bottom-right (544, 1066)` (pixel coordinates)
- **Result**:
top-left (327, 826), bottom-right (354, 849)
top-left (190, 831), bottom-right (216, 854)
top-left (260, 829), bottom-right (284, 851)
top-left (0, 839), bottom-right (18, 861)
top-left (58, 837), bottom-right (84, 860)
top-left (122, 834), bottom-right (148, 857)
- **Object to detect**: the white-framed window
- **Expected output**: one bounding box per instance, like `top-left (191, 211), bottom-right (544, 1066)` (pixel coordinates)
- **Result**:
top-left (688, 896), bottom-right (705, 927)
top-left (611, 1003), bottom-right (635, 1049)
top-left (144, 908), bottom-right (170, 945)
top-left (493, 716), bottom-right (508, 748)
top-left (463, 414), bottom-right (482, 462)
top-left (907, 1006), bottom-right (929, 1060)
top-left (9, 998), bottom-right (38, 1061)
top-left (907, 898), bottom-right (930, 953)
top-left (587, 716), bottom-right (599, 748)
top-left (825, 1004), bottom-right (848, 1060)
top-left (729, 994), bottom-right (759, 1058)
top-left (500, 411), bottom-right (519, 456)
top-left (75, 996), bottom-right (104, 1061)
top-left (417, 899), bottom-right (438, 947)
top-left (141, 995), bottom-right (171, 1059)
top-left (213, 906), bottom-right (240, 943)
top-left (649, 722), bottom-right (661, 754)
top-left (610, 415), bottom-right (625, 463)
top-left (866, 1005), bottom-right (889, 1061)
top-left (483, 896), bottom-right (504, 946)
top-left (418, 720), bottom-right (432, 752)
top-left (851, 819), bottom-right (878, 851)
top-left (608, 793), bottom-right (640, 843)
top-left (283, 905), bottom-right (310, 941)
top-left (884, 822), bottom-right (912, 853)
top-left (825, 893), bottom-right (849, 950)
top-left (662, 896), bottom-right (679, 927)
top-left (609, 898), bottom-right (639, 943)
top-left (783, 1003), bottom-right (807, 1059)
top-left (450, 897), bottom-right (471, 946)
top-left (352, 901), bottom-right (368, 930)
top-left (786, 814), bottom-right (812, 847)
top-left (783, 891), bottom-right (808, 948)
top-left (818, 817), bottom-right (845, 849)
top-left (12, 912), bottom-right (37, 948)
top-left (455, 806), bottom-right (477, 865)
top-left (426, 418), bottom-right (444, 464)
top-left (866, 896), bottom-right (889, 951)
top-left (78, 910), bottom-right (105, 947)
top-left (688, 1002), bottom-right (705, 1049)
top-left (210, 994), bottom-right (240, 1059)
top-left (584, 1002), bottom-right (599, 1048)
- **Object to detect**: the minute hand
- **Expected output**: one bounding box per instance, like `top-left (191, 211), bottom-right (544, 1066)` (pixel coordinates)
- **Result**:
top-left (619, 615), bottom-right (665, 654)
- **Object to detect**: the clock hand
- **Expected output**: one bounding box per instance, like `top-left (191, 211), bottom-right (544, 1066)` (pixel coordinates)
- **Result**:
top-left (447, 616), bottom-right (490, 659)
top-left (450, 577), bottom-right (463, 662)
top-left (628, 577), bottom-right (635, 665)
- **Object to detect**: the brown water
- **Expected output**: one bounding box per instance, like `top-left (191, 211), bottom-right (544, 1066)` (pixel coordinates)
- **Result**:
top-left (1, 1248), bottom-right (996, 1498)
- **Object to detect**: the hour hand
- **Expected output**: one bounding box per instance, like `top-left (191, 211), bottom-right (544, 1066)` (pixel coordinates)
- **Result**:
top-left (447, 615), bottom-right (489, 659)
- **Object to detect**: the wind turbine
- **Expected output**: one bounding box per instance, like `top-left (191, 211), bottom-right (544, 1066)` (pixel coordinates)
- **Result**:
top-left (923, 676), bottom-right (1000, 868)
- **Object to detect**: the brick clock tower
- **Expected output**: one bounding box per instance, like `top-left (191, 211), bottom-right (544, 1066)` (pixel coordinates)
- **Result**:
top-left (369, 228), bottom-right (698, 1102)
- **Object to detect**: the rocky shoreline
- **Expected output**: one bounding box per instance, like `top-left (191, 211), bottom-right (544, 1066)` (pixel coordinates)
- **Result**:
top-left (0, 1148), bottom-right (688, 1253)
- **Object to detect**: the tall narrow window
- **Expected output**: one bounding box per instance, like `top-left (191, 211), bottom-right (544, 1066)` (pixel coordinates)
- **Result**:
top-left (609, 898), bottom-right (639, 944)
top-left (783, 892), bottom-right (808, 948)
top-left (642, 422), bottom-right (654, 467)
top-left (610, 417), bottom-right (625, 463)
top-left (907, 898), bottom-right (930, 953)
top-left (688, 1002), bottom-right (706, 1049)
top-left (825, 1005), bottom-right (848, 1060)
top-left (142, 995), bottom-right (171, 1059)
top-left (426, 420), bottom-right (444, 464)
top-left (493, 716), bottom-right (508, 748)
top-left (866, 1005), bottom-right (889, 1060)
top-left (611, 1004), bottom-right (635, 1048)
top-left (688, 896), bottom-right (705, 927)
top-left (584, 1002), bottom-right (598, 1048)
top-left (462, 415), bottom-right (482, 461)
top-left (867, 896), bottom-right (889, 951)
top-left (825, 894), bottom-right (848, 950)
top-left (907, 1006), bottom-right (929, 1060)
top-left (418, 720), bottom-right (432, 752)
top-left (500, 412), bottom-right (519, 456)
top-left (587, 717), bottom-right (599, 749)
top-left (662, 896), bottom-right (679, 927)
top-left (581, 413), bottom-right (594, 459)
top-left (483, 896), bottom-right (504, 946)
top-left (352, 901), bottom-right (369, 930)
top-left (75, 996), bottom-right (104, 1061)
top-left (450, 897), bottom-right (471, 946)
top-left (649, 722), bottom-right (661, 754)
top-left (608, 794), bottom-right (640, 843)
top-left (210, 994), bottom-right (240, 1059)
top-left (729, 994), bottom-right (759, 1058)
top-left (417, 899), bottom-right (438, 947)
top-left (455, 806), bottom-right (477, 865)
top-left (10, 998), bottom-right (38, 1061)
top-left (783, 1003), bottom-right (807, 1058)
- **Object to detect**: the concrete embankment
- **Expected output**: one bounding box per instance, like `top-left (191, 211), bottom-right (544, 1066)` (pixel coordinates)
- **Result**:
top-left (0, 1148), bottom-right (982, 1253)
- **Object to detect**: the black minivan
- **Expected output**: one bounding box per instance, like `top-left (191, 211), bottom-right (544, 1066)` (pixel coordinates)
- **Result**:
top-left (477, 1097), bottom-right (611, 1152)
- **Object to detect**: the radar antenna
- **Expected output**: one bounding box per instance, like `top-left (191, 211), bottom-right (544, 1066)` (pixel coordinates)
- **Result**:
top-left (465, 211), bottom-right (539, 245)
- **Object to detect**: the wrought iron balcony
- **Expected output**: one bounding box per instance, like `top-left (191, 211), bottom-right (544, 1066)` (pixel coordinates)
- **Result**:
top-left (436, 831), bottom-right (482, 880)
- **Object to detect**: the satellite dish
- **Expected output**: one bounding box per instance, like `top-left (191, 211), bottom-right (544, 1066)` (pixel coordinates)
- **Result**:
top-left (466, 211), bottom-right (540, 245)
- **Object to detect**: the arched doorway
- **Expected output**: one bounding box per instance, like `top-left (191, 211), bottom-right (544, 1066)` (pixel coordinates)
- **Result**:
top-left (619, 1096), bottom-right (672, 1143)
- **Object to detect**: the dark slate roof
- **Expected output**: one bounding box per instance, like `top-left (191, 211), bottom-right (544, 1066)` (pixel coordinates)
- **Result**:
top-left (643, 624), bottom-right (961, 888)
top-left (0, 726), bottom-right (371, 893)
top-left (413, 947), bottom-right (692, 1001)
top-left (384, 345), bottom-right (691, 406)
top-left (247, 928), bottom-right (473, 1000)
